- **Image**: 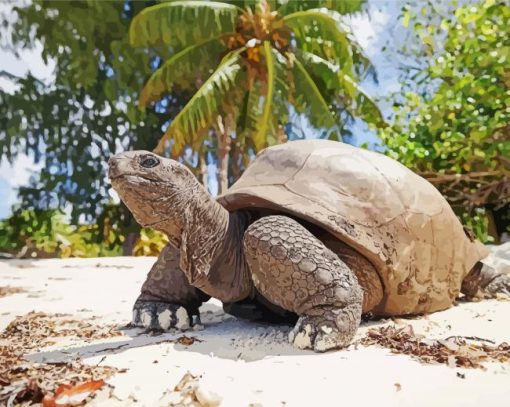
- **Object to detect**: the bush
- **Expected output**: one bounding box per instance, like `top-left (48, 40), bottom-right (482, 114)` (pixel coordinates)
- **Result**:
top-left (133, 228), bottom-right (168, 257)
top-left (380, 0), bottom-right (510, 242)
top-left (0, 210), bottom-right (122, 258)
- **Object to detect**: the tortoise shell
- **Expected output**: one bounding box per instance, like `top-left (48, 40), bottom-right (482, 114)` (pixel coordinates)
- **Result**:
top-left (218, 140), bottom-right (488, 316)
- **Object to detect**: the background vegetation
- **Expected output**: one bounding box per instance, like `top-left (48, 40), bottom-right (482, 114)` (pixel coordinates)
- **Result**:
top-left (0, 0), bottom-right (508, 258)
top-left (380, 0), bottom-right (509, 242)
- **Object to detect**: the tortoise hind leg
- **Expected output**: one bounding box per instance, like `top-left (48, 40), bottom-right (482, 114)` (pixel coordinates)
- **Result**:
top-left (462, 261), bottom-right (510, 298)
top-left (243, 215), bottom-right (363, 352)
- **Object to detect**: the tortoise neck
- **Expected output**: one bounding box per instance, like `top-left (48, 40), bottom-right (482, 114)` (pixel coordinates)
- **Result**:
top-left (174, 184), bottom-right (229, 280)
top-left (206, 211), bottom-right (254, 301)
top-left (170, 182), bottom-right (252, 301)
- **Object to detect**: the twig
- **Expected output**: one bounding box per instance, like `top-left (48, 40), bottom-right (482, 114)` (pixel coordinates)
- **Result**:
top-left (445, 335), bottom-right (496, 344)
top-left (95, 355), bottom-right (107, 366)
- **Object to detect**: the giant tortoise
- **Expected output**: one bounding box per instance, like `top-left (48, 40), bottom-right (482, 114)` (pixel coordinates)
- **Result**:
top-left (109, 139), bottom-right (509, 351)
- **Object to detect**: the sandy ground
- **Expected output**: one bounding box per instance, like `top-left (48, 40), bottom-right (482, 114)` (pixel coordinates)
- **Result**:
top-left (1, 249), bottom-right (510, 407)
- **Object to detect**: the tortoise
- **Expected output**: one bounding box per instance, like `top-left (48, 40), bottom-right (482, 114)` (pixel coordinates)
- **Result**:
top-left (109, 139), bottom-right (509, 351)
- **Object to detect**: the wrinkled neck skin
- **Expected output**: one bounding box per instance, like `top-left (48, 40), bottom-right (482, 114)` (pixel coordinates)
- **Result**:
top-left (156, 183), bottom-right (253, 303)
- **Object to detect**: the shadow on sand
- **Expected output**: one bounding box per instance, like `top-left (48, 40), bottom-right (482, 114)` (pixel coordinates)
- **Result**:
top-left (25, 302), bottom-right (318, 364)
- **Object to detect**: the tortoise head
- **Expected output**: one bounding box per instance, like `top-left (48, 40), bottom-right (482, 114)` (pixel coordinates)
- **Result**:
top-left (108, 151), bottom-right (199, 230)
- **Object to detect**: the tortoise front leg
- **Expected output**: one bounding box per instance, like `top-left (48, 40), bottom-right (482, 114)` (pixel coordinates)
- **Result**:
top-left (243, 215), bottom-right (363, 352)
top-left (133, 244), bottom-right (210, 330)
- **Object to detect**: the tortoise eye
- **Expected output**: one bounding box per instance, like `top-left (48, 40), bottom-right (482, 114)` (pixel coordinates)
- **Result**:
top-left (140, 157), bottom-right (160, 168)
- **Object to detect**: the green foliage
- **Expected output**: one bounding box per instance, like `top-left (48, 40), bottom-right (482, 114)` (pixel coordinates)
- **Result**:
top-left (133, 228), bottom-right (169, 256)
top-left (460, 208), bottom-right (495, 244)
top-left (0, 1), bottom-right (195, 235)
top-left (379, 0), bottom-right (510, 242)
top-left (292, 56), bottom-right (339, 139)
top-left (138, 38), bottom-right (227, 107)
top-left (130, 1), bottom-right (240, 48)
top-left (159, 50), bottom-right (246, 153)
top-left (0, 210), bottom-right (122, 258)
top-left (254, 42), bottom-right (276, 150)
top-left (381, 0), bottom-right (509, 174)
top-left (131, 0), bottom-right (383, 155)
top-left (276, 0), bottom-right (363, 15)
top-left (0, 1), bottom-right (205, 253)
top-left (0, 0), bottom-right (382, 255)
top-left (284, 8), bottom-right (360, 74)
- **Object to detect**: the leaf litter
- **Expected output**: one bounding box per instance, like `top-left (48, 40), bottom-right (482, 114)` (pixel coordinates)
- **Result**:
top-left (0, 312), bottom-right (126, 406)
top-left (361, 324), bottom-right (510, 369)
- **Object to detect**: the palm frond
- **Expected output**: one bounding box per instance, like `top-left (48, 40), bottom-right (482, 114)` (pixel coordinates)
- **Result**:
top-left (155, 50), bottom-right (244, 155)
top-left (284, 8), bottom-right (363, 75)
top-left (139, 38), bottom-right (227, 107)
top-left (237, 45), bottom-right (290, 151)
top-left (277, 0), bottom-right (364, 15)
top-left (251, 41), bottom-right (275, 151)
top-left (296, 51), bottom-right (339, 90)
top-left (297, 51), bottom-right (384, 127)
top-left (291, 56), bottom-right (341, 139)
top-left (237, 80), bottom-right (264, 148)
top-left (339, 74), bottom-right (385, 127)
top-left (129, 1), bottom-right (240, 49)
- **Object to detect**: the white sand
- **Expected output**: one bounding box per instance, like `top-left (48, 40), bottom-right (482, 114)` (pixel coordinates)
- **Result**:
top-left (1, 248), bottom-right (509, 406)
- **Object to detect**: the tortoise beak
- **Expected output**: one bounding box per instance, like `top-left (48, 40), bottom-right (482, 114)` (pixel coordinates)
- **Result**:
top-left (108, 154), bottom-right (130, 180)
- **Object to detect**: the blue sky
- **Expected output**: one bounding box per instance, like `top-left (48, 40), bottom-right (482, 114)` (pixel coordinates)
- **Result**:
top-left (0, 0), bottom-right (401, 219)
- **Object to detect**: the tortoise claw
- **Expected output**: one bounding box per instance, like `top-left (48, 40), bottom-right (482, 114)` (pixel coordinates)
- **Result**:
top-left (132, 299), bottom-right (191, 331)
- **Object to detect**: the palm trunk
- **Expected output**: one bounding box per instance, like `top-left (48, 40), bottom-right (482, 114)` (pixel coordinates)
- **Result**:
top-left (276, 123), bottom-right (287, 144)
top-left (231, 140), bottom-right (243, 182)
top-left (200, 150), bottom-right (209, 193)
top-left (216, 115), bottom-right (232, 194)
top-left (122, 232), bottom-right (139, 256)
top-left (120, 203), bottom-right (140, 256)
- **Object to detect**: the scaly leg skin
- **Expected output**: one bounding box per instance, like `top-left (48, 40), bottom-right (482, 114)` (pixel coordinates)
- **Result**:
top-left (133, 244), bottom-right (210, 331)
top-left (462, 261), bottom-right (510, 298)
top-left (243, 215), bottom-right (363, 352)
top-left (321, 237), bottom-right (383, 313)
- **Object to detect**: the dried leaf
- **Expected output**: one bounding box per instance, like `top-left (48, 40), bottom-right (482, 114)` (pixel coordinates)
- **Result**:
top-left (176, 335), bottom-right (201, 346)
top-left (53, 379), bottom-right (105, 405)
top-left (43, 394), bottom-right (58, 407)
top-left (0, 286), bottom-right (26, 297)
top-left (12, 379), bottom-right (44, 404)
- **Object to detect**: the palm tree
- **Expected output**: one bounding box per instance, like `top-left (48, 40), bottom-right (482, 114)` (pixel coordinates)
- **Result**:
top-left (130, 0), bottom-right (384, 193)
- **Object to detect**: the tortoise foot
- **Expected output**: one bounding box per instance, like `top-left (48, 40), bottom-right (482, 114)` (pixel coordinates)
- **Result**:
top-left (484, 274), bottom-right (510, 297)
top-left (289, 310), bottom-right (357, 352)
top-left (132, 299), bottom-right (191, 331)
